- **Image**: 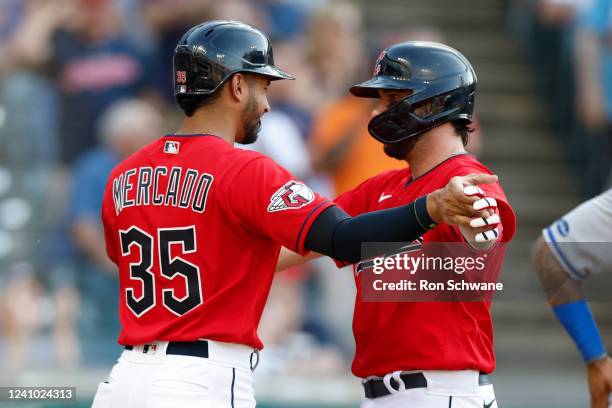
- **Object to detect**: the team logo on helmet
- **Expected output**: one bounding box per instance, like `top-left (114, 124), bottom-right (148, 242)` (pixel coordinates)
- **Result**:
top-left (372, 49), bottom-right (387, 76)
top-left (268, 181), bottom-right (315, 212)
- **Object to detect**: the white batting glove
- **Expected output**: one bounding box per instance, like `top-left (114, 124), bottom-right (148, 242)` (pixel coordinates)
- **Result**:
top-left (463, 185), bottom-right (501, 243)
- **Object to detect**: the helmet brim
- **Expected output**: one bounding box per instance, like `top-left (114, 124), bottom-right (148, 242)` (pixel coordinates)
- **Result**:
top-left (350, 77), bottom-right (424, 98)
top-left (249, 65), bottom-right (295, 81)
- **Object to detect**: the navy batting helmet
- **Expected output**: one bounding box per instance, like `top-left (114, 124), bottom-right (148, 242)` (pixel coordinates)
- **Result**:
top-left (173, 20), bottom-right (294, 98)
top-left (350, 41), bottom-right (476, 144)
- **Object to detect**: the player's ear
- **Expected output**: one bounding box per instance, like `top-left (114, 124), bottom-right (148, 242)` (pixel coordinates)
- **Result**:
top-left (229, 73), bottom-right (246, 103)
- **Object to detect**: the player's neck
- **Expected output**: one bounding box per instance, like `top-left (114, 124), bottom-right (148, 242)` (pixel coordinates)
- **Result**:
top-left (176, 107), bottom-right (238, 144)
top-left (406, 127), bottom-right (466, 178)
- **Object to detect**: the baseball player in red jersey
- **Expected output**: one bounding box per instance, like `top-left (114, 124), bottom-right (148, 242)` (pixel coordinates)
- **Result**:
top-left (278, 42), bottom-right (516, 407)
top-left (93, 23), bottom-right (502, 408)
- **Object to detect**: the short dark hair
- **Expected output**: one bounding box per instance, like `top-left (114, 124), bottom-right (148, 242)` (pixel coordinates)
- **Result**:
top-left (175, 73), bottom-right (260, 117)
top-left (451, 120), bottom-right (475, 146)
top-left (176, 87), bottom-right (223, 117)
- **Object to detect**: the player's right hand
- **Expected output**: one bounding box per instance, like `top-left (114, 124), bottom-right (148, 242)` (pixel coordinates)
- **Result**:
top-left (587, 356), bottom-right (612, 408)
top-left (426, 173), bottom-right (499, 228)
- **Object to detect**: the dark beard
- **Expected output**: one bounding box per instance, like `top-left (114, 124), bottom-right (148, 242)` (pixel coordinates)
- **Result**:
top-left (383, 135), bottom-right (422, 160)
top-left (239, 95), bottom-right (261, 145)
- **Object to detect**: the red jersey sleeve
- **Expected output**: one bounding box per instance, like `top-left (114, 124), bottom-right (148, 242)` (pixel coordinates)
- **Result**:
top-left (221, 156), bottom-right (334, 255)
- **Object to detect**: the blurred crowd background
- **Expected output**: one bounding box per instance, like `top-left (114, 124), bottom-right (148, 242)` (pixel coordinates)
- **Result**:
top-left (0, 0), bottom-right (610, 406)
top-left (510, 0), bottom-right (612, 197)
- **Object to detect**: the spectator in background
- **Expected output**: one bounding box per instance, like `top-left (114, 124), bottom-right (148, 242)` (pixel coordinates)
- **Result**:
top-left (242, 112), bottom-right (312, 180)
top-left (538, 0), bottom-right (579, 24)
top-left (141, 0), bottom-right (214, 102)
top-left (299, 2), bottom-right (384, 357)
top-left (510, 0), bottom-right (606, 197)
top-left (142, 0), bottom-right (212, 39)
top-left (242, 8), bottom-right (350, 364)
top-left (255, 260), bottom-right (345, 377)
top-left (47, 99), bottom-right (161, 365)
top-left (11, 0), bottom-right (162, 165)
top-left (0, 263), bottom-right (45, 369)
top-left (309, 95), bottom-right (404, 196)
top-left (70, 99), bottom-right (161, 275)
top-left (275, 37), bottom-right (319, 130)
top-left (261, 0), bottom-right (310, 40)
top-left (534, 0), bottom-right (585, 177)
top-left (0, 0), bottom-right (60, 168)
top-left (210, 0), bottom-right (267, 26)
top-left (241, 88), bottom-right (344, 376)
top-left (0, 0), bottom-right (60, 370)
top-left (574, 0), bottom-right (612, 194)
top-left (0, 0), bottom-right (21, 74)
top-left (306, 1), bottom-right (364, 102)
top-left (267, 39), bottom-right (319, 139)
top-left (307, 2), bottom-right (406, 197)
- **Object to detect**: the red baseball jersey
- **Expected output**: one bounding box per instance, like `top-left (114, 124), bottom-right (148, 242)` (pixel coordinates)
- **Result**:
top-left (101, 134), bottom-right (333, 349)
top-left (334, 154), bottom-right (516, 378)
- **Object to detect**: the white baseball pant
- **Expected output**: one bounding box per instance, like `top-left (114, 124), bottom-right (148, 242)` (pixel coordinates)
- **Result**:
top-left (91, 340), bottom-right (257, 408)
top-left (360, 370), bottom-right (498, 408)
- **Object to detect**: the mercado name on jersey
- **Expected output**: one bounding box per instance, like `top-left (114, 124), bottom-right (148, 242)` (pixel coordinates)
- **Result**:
top-left (111, 166), bottom-right (214, 215)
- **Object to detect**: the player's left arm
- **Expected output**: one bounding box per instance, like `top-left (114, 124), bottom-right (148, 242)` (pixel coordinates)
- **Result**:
top-left (276, 174), bottom-right (507, 271)
top-left (532, 237), bottom-right (611, 408)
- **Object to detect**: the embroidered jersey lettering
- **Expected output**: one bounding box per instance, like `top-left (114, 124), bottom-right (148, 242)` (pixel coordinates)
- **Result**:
top-left (102, 135), bottom-right (332, 349)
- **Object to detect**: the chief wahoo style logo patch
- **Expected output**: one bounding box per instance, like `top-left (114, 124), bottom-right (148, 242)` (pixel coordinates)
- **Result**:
top-left (268, 181), bottom-right (315, 212)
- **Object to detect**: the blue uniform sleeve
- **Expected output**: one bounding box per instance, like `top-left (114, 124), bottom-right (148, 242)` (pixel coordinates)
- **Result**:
top-left (68, 152), bottom-right (115, 223)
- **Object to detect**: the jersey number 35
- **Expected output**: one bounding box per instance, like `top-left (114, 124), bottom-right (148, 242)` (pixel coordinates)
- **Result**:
top-left (119, 225), bottom-right (203, 317)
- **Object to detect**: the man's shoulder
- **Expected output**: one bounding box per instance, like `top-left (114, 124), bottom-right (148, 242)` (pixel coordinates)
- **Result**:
top-left (338, 167), bottom-right (409, 202)
top-left (367, 167), bottom-right (410, 185)
top-left (421, 154), bottom-right (493, 183)
top-left (447, 155), bottom-right (507, 195)
top-left (451, 154), bottom-right (494, 174)
top-left (111, 139), bottom-right (274, 175)
top-left (215, 147), bottom-right (279, 180)
top-left (231, 145), bottom-right (270, 163)
top-left (181, 136), bottom-right (268, 165)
